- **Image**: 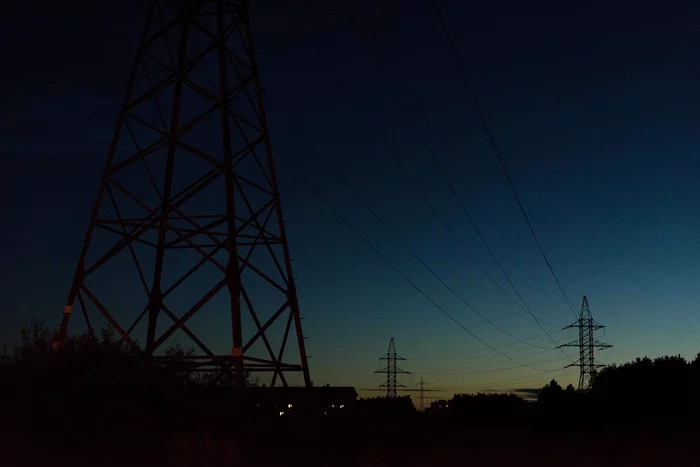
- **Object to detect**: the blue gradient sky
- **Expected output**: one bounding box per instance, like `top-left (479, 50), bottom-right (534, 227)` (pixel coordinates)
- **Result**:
top-left (3, 0), bottom-right (700, 397)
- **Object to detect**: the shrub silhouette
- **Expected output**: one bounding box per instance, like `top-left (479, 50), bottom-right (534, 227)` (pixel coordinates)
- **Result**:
top-left (357, 395), bottom-right (416, 418)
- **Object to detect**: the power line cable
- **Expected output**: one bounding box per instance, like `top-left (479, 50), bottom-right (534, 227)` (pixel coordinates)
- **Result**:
top-left (266, 93), bottom-right (557, 351)
top-left (523, 203), bottom-right (580, 292)
top-left (456, 164), bottom-right (566, 321)
top-left (344, 9), bottom-right (569, 356)
top-left (465, 368), bottom-right (571, 390)
top-left (425, 354), bottom-right (571, 377)
top-left (273, 147), bottom-right (553, 371)
top-left (409, 331), bottom-right (558, 360)
top-left (296, 3), bottom-right (564, 331)
top-left (289, 2), bottom-right (567, 330)
top-left (411, 335), bottom-right (571, 363)
top-left (418, 346), bottom-right (569, 376)
top-left (430, 0), bottom-right (578, 317)
top-left (292, 1), bottom-right (572, 369)
top-left (461, 368), bottom-right (573, 391)
top-left (316, 56), bottom-right (551, 329)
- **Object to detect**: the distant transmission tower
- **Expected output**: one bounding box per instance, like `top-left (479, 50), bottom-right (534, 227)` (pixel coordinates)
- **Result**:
top-left (418, 377), bottom-right (426, 412)
top-left (375, 337), bottom-right (409, 398)
top-left (558, 296), bottom-right (611, 391)
top-left (53, 0), bottom-right (310, 388)
top-left (359, 374), bottom-right (444, 405)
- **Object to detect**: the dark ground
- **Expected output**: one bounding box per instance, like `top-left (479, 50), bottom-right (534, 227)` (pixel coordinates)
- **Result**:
top-left (3, 416), bottom-right (700, 466)
top-left (3, 337), bottom-right (700, 466)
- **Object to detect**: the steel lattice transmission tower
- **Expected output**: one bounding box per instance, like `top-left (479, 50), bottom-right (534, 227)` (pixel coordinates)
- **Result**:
top-left (417, 377), bottom-right (427, 412)
top-left (558, 296), bottom-right (611, 391)
top-left (54, 0), bottom-right (310, 388)
top-left (375, 338), bottom-right (410, 398)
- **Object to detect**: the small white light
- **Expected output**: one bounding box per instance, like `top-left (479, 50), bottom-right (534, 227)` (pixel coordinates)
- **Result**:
top-left (340, 404), bottom-right (345, 409)
top-left (331, 404), bottom-right (335, 408)
top-left (287, 403), bottom-right (292, 409)
top-left (279, 411), bottom-right (284, 416)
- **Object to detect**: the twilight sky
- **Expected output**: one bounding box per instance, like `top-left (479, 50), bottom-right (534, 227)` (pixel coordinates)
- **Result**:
top-left (3, 0), bottom-right (700, 398)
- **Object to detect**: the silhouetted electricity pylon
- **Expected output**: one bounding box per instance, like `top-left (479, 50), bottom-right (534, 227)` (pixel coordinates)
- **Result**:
top-left (53, 0), bottom-right (310, 388)
top-left (417, 377), bottom-right (431, 412)
top-left (375, 337), bottom-right (409, 398)
top-left (558, 296), bottom-right (611, 391)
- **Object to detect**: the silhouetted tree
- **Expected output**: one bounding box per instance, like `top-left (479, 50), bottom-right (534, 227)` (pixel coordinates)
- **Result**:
top-left (0, 319), bottom-right (262, 440)
top-left (357, 396), bottom-right (416, 419)
top-left (537, 379), bottom-right (563, 406)
top-left (590, 354), bottom-right (692, 423)
top-left (449, 393), bottom-right (531, 424)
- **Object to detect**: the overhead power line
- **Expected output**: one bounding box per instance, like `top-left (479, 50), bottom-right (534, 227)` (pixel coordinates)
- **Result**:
top-left (344, 10), bottom-right (569, 357)
top-left (455, 161), bottom-right (565, 321)
top-left (430, 0), bottom-right (578, 318)
top-left (273, 147), bottom-right (553, 371)
top-left (418, 348), bottom-right (569, 376)
top-left (265, 93), bottom-right (556, 351)
top-left (423, 354), bottom-right (571, 378)
top-left (411, 334), bottom-right (571, 363)
top-left (313, 55), bottom-right (556, 329)
top-left (298, 0), bottom-right (566, 331)
top-left (409, 331), bottom-right (558, 360)
top-left (461, 368), bottom-right (573, 391)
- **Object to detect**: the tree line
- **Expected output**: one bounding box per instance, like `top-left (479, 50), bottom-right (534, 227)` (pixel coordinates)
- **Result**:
top-left (4, 319), bottom-right (700, 433)
top-left (354, 353), bottom-right (700, 432)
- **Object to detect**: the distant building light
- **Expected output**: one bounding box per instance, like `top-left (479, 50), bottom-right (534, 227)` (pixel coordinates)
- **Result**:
top-left (279, 412), bottom-right (284, 416)
top-left (331, 404), bottom-right (335, 408)
top-left (287, 403), bottom-right (292, 409)
top-left (340, 404), bottom-right (345, 409)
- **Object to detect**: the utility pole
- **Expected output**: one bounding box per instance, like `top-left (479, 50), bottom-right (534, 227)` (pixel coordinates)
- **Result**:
top-left (52, 0), bottom-right (310, 388)
top-left (558, 296), bottom-right (611, 391)
top-left (375, 337), bottom-right (409, 398)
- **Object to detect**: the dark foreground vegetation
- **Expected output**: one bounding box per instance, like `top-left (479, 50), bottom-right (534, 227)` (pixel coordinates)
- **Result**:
top-left (2, 320), bottom-right (700, 466)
